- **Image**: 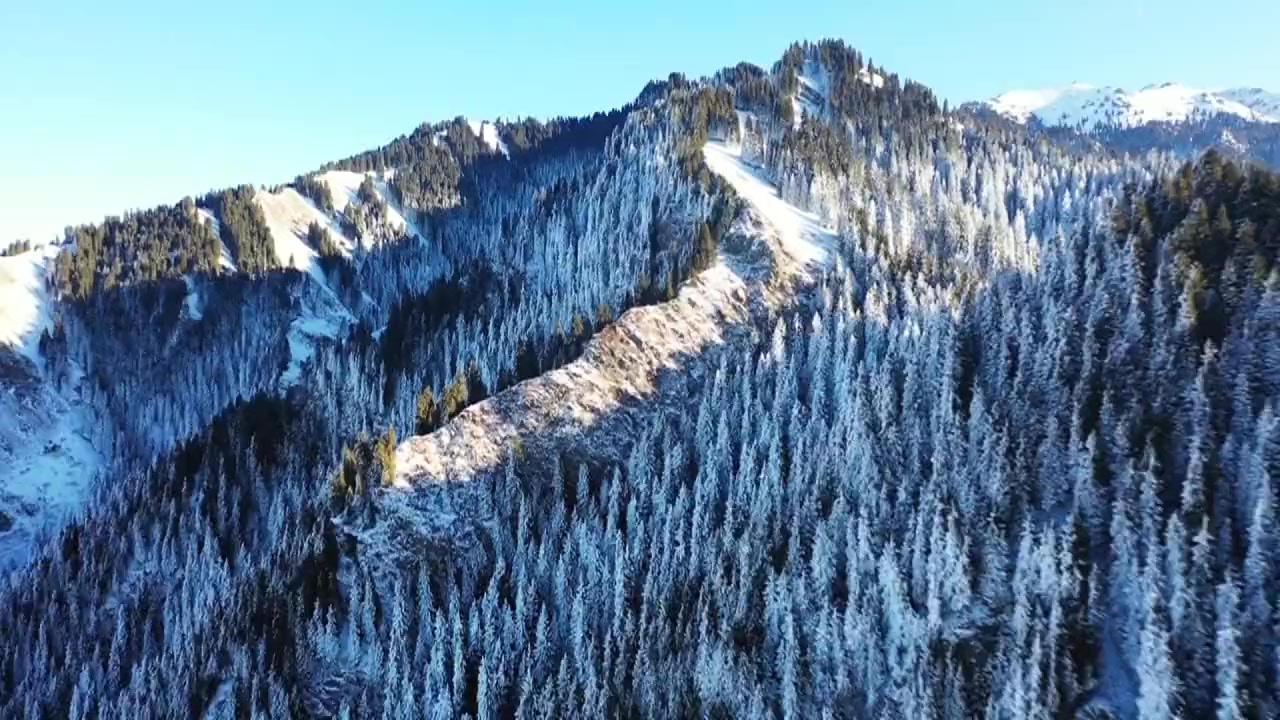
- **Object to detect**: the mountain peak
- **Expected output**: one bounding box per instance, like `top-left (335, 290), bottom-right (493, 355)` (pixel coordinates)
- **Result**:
top-left (985, 82), bottom-right (1280, 130)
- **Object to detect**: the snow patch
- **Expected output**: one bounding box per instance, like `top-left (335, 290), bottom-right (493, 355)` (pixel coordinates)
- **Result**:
top-left (0, 362), bottom-right (103, 572)
top-left (253, 184), bottom-right (371, 285)
top-left (468, 120), bottom-right (510, 158)
top-left (989, 84), bottom-right (1094, 124)
top-left (858, 67), bottom-right (885, 89)
top-left (280, 315), bottom-right (341, 388)
top-left (317, 170), bottom-right (425, 244)
top-left (702, 141), bottom-right (833, 274)
top-left (792, 63), bottom-right (828, 128)
top-left (197, 207), bottom-right (221, 236)
top-left (0, 244), bottom-right (58, 364)
top-left (390, 260), bottom-right (755, 488)
top-left (278, 285), bottom-right (354, 389)
top-left (182, 276), bottom-right (204, 322)
top-left (196, 207), bottom-right (236, 272)
top-left (1220, 129), bottom-right (1246, 154)
top-left (254, 187), bottom-right (329, 281)
top-left (789, 61), bottom-right (882, 128)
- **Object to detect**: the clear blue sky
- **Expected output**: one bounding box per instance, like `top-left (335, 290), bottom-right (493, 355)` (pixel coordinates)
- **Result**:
top-left (3, 0), bottom-right (1277, 244)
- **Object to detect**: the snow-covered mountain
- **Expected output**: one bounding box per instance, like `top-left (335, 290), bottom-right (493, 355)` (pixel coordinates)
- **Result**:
top-left (5, 38), bottom-right (1280, 720)
top-left (1220, 87), bottom-right (1280, 120)
top-left (983, 82), bottom-right (1280, 129)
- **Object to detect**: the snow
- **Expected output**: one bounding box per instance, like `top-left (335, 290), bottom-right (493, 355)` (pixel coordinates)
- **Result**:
top-left (1220, 129), bottom-right (1246, 154)
top-left (702, 141), bottom-right (833, 274)
top-left (204, 679), bottom-right (237, 720)
top-left (182, 276), bottom-right (204, 322)
top-left (987, 82), bottom-right (1280, 130)
top-left (218, 246), bottom-right (237, 273)
top-left (389, 137), bottom-right (836, 490)
top-left (1127, 83), bottom-right (1262, 124)
top-left (0, 358), bottom-right (102, 572)
top-left (252, 183), bottom-right (369, 389)
top-left (789, 60), bottom-right (883, 130)
top-left (280, 314), bottom-right (342, 388)
top-left (254, 186), bottom-right (345, 282)
top-left (252, 183), bottom-right (373, 388)
top-left (0, 244), bottom-right (58, 364)
top-left (1219, 87), bottom-right (1280, 120)
top-left (317, 170), bottom-right (425, 244)
top-left (277, 280), bottom-right (353, 389)
top-left (858, 67), bottom-right (885, 89)
top-left (197, 206), bottom-right (221, 236)
top-left (798, 73), bottom-right (825, 97)
top-left (989, 84), bottom-right (1094, 123)
top-left (0, 244), bottom-right (104, 571)
top-left (793, 64), bottom-right (828, 128)
top-left (196, 207), bottom-right (236, 272)
top-left (468, 120), bottom-right (510, 158)
top-left (791, 61), bottom-right (882, 128)
top-left (789, 95), bottom-right (804, 129)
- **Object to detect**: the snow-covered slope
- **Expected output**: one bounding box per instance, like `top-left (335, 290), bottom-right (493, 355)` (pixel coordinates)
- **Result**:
top-left (0, 369), bottom-right (102, 572)
top-left (1220, 87), bottom-right (1280, 120)
top-left (317, 171), bottom-right (425, 240)
top-left (0, 181), bottom-right (377, 566)
top-left (389, 138), bottom-right (835, 489)
top-left (0, 245), bottom-right (103, 571)
top-left (468, 120), bottom-right (510, 159)
top-left (986, 82), bottom-right (1280, 129)
top-left (0, 245), bottom-right (58, 364)
top-left (254, 170), bottom-right (428, 271)
top-left (196, 208), bottom-right (237, 272)
top-left (789, 61), bottom-right (884, 129)
top-left (359, 137), bottom-right (836, 565)
top-left (254, 187), bottom-right (331, 276)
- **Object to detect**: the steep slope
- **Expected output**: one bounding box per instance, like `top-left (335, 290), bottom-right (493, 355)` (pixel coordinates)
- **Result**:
top-left (253, 186), bottom-right (340, 275)
top-left (390, 138), bottom-right (833, 487)
top-left (0, 246), bottom-right (104, 569)
top-left (3, 38), bottom-right (1280, 720)
top-left (0, 112), bottom-right (636, 566)
top-left (354, 132), bottom-right (841, 655)
top-left (0, 245), bottom-right (57, 363)
top-left (0, 366), bottom-right (101, 572)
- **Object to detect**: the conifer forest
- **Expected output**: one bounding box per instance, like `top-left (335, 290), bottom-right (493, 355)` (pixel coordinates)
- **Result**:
top-left (2, 39), bottom-right (1280, 719)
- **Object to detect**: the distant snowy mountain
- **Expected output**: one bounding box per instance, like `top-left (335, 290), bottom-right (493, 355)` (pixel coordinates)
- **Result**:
top-left (982, 82), bottom-right (1280, 130)
top-left (1220, 87), bottom-right (1280, 120)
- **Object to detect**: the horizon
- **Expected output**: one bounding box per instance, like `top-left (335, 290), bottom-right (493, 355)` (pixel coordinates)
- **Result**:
top-left (4, 0), bottom-right (1279, 245)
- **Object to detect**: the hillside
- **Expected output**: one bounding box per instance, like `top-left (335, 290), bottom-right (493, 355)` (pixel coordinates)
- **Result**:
top-left (1, 38), bottom-right (1279, 720)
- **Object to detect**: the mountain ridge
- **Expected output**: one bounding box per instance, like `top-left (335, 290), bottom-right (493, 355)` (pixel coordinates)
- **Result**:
top-left (2, 38), bottom-right (1280, 720)
top-left (977, 81), bottom-right (1280, 129)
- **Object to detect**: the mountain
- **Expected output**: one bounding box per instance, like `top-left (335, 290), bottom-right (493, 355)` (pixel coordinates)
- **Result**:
top-left (2, 38), bottom-right (1280, 720)
top-left (1219, 86), bottom-right (1280, 119)
top-left (982, 81), bottom-right (1280, 129)
top-left (964, 82), bottom-right (1280, 169)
